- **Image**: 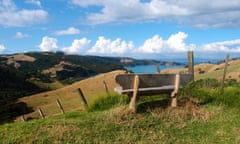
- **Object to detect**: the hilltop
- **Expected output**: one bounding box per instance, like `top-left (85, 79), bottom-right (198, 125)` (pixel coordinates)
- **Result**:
top-left (15, 57), bottom-right (240, 121)
top-left (162, 58), bottom-right (240, 82)
top-left (0, 51), bottom-right (181, 123)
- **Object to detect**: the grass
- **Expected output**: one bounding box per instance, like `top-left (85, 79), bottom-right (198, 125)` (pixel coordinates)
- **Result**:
top-left (1, 79), bottom-right (240, 143)
top-left (195, 61), bottom-right (240, 81)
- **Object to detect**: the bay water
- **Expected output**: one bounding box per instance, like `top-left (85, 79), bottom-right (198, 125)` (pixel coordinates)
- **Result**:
top-left (125, 64), bottom-right (184, 74)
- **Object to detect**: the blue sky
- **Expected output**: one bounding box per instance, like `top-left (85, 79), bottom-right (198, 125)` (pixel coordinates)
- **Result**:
top-left (1, 0), bottom-right (240, 60)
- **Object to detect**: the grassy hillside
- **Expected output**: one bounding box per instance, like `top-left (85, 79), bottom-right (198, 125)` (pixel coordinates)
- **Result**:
top-left (0, 65), bottom-right (44, 124)
top-left (16, 70), bottom-right (126, 120)
top-left (162, 59), bottom-right (240, 81)
top-left (14, 58), bottom-right (240, 121)
top-left (1, 79), bottom-right (240, 143)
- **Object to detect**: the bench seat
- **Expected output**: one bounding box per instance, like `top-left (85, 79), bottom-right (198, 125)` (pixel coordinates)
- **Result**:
top-left (114, 85), bottom-right (175, 95)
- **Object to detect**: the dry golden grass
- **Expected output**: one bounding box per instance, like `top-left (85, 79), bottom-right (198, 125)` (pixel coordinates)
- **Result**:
top-left (16, 58), bottom-right (240, 120)
top-left (3, 53), bottom-right (35, 68)
top-left (17, 70), bottom-right (126, 120)
top-left (162, 59), bottom-right (240, 81)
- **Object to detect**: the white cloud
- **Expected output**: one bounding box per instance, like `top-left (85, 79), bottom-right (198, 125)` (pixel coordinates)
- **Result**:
top-left (70, 0), bottom-right (102, 7)
top-left (62, 38), bottom-right (91, 54)
top-left (88, 36), bottom-right (134, 55)
top-left (138, 32), bottom-right (192, 54)
top-left (25, 0), bottom-right (41, 7)
top-left (202, 39), bottom-right (240, 53)
top-left (38, 36), bottom-right (58, 52)
top-left (14, 32), bottom-right (29, 39)
top-left (0, 44), bottom-right (5, 52)
top-left (71, 0), bottom-right (240, 28)
top-left (54, 27), bottom-right (81, 36)
top-left (138, 35), bottom-right (165, 53)
top-left (0, 0), bottom-right (48, 27)
top-left (37, 32), bottom-right (240, 59)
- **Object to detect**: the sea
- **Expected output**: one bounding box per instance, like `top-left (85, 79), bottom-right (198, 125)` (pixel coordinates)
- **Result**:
top-left (125, 64), bottom-right (184, 74)
top-left (124, 57), bottom-right (223, 74)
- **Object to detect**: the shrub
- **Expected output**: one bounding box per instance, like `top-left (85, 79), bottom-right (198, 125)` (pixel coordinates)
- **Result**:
top-left (180, 78), bottom-right (240, 108)
top-left (87, 94), bottom-right (129, 112)
top-left (180, 79), bottom-right (220, 104)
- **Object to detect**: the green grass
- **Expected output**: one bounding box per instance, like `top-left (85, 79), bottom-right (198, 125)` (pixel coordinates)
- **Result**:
top-left (1, 79), bottom-right (240, 143)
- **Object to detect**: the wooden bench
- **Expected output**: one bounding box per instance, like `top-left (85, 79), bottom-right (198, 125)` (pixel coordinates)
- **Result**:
top-left (114, 73), bottom-right (193, 112)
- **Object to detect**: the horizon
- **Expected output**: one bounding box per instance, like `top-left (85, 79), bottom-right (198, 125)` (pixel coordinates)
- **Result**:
top-left (0, 1), bottom-right (240, 59)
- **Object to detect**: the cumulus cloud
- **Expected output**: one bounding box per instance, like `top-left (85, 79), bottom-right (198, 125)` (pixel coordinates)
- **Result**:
top-left (62, 38), bottom-right (91, 54)
top-left (38, 36), bottom-right (58, 52)
top-left (54, 27), bottom-right (81, 36)
top-left (138, 32), bottom-right (192, 54)
top-left (88, 36), bottom-right (134, 55)
top-left (71, 0), bottom-right (240, 28)
top-left (36, 32), bottom-right (240, 58)
top-left (14, 32), bottom-right (29, 39)
top-left (0, 0), bottom-right (48, 27)
top-left (0, 44), bottom-right (5, 52)
top-left (202, 39), bottom-right (240, 53)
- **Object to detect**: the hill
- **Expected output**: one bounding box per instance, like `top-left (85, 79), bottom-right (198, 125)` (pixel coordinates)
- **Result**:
top-left (1, 77), bottom-right (240, 143)
top-left (162, 59), bottom-right (240, 82)
top-left (17, 70), bottom-right (126, 120)
top-left (0, 51), bottom-right (183, 123)
top-left (14, 58), bottom-right (240, 121)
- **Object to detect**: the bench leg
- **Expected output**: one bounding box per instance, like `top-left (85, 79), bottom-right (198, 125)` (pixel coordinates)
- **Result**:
top-left (129, 95), bottom-right (137, 112)
top-left (171, 74), bottom-right (180, 107)
top-left (129, 75), bottom-right (139, 112)
top-left (171, 96), bottom-right (177, 107)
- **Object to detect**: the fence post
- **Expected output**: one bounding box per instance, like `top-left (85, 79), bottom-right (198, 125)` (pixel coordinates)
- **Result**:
top-left (21, 115), bottom-right (26, 121)
top-left (56, 99), bottom-right (65, 114)
top-left (103, 80), bottom-right (110, 96)
top-left (188, 51), bottom-right (194, 81)
top-left (77, 88), bottom-right (88, 110)
top-left (38, 108), bottom-right (45, 119)
top-left (155, 63), bottom-right (161, 74)
top-left (221, 54), bottom-right (229, 91)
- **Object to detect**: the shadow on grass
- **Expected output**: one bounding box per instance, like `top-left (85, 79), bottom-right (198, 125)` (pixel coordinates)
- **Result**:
top-left (137, 99), bottom-right (170, 113)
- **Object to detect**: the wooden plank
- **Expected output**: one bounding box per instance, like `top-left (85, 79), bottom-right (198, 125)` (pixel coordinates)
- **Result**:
top-left (115, 73), bottom-right (193, 90)
top-left (115, 85), bottom-right (175, 94)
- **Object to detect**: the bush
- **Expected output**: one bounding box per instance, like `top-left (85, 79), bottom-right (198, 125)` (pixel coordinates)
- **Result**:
top-left (87, 94), bottom-right (129, 112)
top-left (180, 79), bottom-right (220, 104)
top-left (180, 78), bottom-right (240, 108)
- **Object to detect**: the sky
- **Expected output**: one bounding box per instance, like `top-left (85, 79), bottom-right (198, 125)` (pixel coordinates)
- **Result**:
top-left (1, 0), bottom-right (240, 60)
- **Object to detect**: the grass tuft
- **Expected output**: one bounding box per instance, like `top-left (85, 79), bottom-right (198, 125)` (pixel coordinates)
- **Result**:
top-left (87, 94), bottom-right (129, 112)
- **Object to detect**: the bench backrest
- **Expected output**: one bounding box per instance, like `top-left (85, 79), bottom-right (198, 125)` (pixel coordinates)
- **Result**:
top-left (115, 73), bottom-right (193, 90)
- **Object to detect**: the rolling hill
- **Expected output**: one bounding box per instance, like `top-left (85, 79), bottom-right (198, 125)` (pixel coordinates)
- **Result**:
top-left (0, 51), bottom-right (182, 123)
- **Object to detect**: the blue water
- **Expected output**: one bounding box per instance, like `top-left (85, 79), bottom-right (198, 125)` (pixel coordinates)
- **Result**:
top-left (125, 65), bottom-right (184, 74)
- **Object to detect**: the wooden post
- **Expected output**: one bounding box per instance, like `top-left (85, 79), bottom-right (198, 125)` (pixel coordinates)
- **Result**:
top-left (38, 108), bottom-right (45, 119)
top-left (155, 63), bottom-right (161, 74)
top-left (56, 99), bottom-right (65, 114)
top-left (129, 75), bottom-right (139, 112)
top-left (21, 115), bottom-right (26, 121)
top-left (171, 74), bottom-right (180, 107)
top-left (188, 51), bottom-right (194, 81)
top-left (103, 80), bottom-right (110, 96)
top-left (77, 88), bottom-right (88, 110)
top-left (221, 54), bottom-right (229, 91)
